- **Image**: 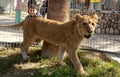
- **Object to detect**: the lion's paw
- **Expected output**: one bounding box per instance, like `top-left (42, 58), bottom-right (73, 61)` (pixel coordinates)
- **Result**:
top-left (57, 61), bottom-right (67, 67)
top-left (79, 70), bottom-right (89, 76)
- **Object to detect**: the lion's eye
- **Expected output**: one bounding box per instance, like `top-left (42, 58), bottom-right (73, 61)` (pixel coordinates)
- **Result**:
top-left (82, 22), bottom-right (87, 26)
top-left (92, 23), bottom-right (94, 26)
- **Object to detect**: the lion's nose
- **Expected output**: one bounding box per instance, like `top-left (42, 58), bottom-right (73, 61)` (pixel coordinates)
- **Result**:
top-left (87, 30), bottom-right (92, 34)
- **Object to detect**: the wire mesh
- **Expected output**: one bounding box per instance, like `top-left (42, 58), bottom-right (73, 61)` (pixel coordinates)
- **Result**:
top-left (69, 0), bottom-right (120, 63)
top-left (69, 0), bottom-right (120, 52)
top-left (0, 0), bottom-right (44, 48)
top-left (0, 0), bottom-right (120, 52)
top-left (0, 14), bottom-right (23, 48)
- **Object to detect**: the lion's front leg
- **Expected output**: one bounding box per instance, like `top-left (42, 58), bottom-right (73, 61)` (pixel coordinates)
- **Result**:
top-left (67, 49), bottom-right (88, 75)
top-left (57, 46), bottom-right (66, 66)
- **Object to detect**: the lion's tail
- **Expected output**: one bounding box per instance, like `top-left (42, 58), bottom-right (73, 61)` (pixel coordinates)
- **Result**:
top-left (0, 20), bottom-right (25, 28)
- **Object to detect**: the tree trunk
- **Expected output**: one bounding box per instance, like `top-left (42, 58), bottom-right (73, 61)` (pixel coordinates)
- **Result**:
top-left (41, 0), bottom-right (69, 58)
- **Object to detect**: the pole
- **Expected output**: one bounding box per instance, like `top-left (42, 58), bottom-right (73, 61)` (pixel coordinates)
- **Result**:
top-left (108, 0), bottom-right (110, 10)
top-left (15, 0), bottom-right (22, 24)
top-left (10, 0), bottom-right (12, 15)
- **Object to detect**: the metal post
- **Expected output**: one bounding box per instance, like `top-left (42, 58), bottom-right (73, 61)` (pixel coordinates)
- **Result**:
top-left (118, 0), bottom-right (120, 11)
top-left (15, 0), bottom-right (22, 24)
top-left (10, 0), bottom-right (12, 15)
top-left (108, 0), bottom-right (110, 10)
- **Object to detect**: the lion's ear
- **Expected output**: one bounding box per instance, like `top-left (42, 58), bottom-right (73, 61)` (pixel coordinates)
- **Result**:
top-left (75, 14), bottom-right (82, 21)
top-left (92, 14), bottom-right (98, 22)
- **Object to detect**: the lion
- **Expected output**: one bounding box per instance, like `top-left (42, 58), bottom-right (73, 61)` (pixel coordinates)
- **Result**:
top-left (0, 14), bottom-right (98, 75)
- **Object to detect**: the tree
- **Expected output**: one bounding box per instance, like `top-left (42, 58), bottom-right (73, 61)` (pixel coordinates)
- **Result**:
top-left (41, 0), bottom-right (69, 57)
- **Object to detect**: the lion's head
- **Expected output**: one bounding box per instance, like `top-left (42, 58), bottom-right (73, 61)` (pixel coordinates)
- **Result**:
top-left (75, 14), bottom-right (98, 39)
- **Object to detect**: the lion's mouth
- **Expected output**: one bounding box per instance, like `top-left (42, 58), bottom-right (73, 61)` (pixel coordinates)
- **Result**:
top-left (84, 34), bottom-right (91, 39)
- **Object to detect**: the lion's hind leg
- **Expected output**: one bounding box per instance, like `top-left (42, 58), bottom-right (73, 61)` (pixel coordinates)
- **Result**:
top-left (21, 35), bottom-right (36, 60)
top-left (57, 46), bottom-right (66, 66)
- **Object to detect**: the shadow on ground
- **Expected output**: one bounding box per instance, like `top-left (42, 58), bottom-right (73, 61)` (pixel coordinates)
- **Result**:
top-left (0, 48), bottom-right (44, 77)
top-left (0, 47), bottom-right (119, 77)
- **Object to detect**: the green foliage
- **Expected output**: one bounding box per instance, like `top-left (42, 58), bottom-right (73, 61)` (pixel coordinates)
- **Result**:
top-left (32, 66), bottom-right (80, 77)
top-left (32, 51), bottom-right (120, 77)
top-left (0, 48), bottom-right (120, 77)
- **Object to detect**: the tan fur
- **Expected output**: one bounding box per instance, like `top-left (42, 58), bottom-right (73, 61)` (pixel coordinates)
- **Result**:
top-left (0, 21), bottom-right (25, 28)
top-left (0, 14), bottom-right (98, 75)
top-left (41, 0), bottom-right (70, 58)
